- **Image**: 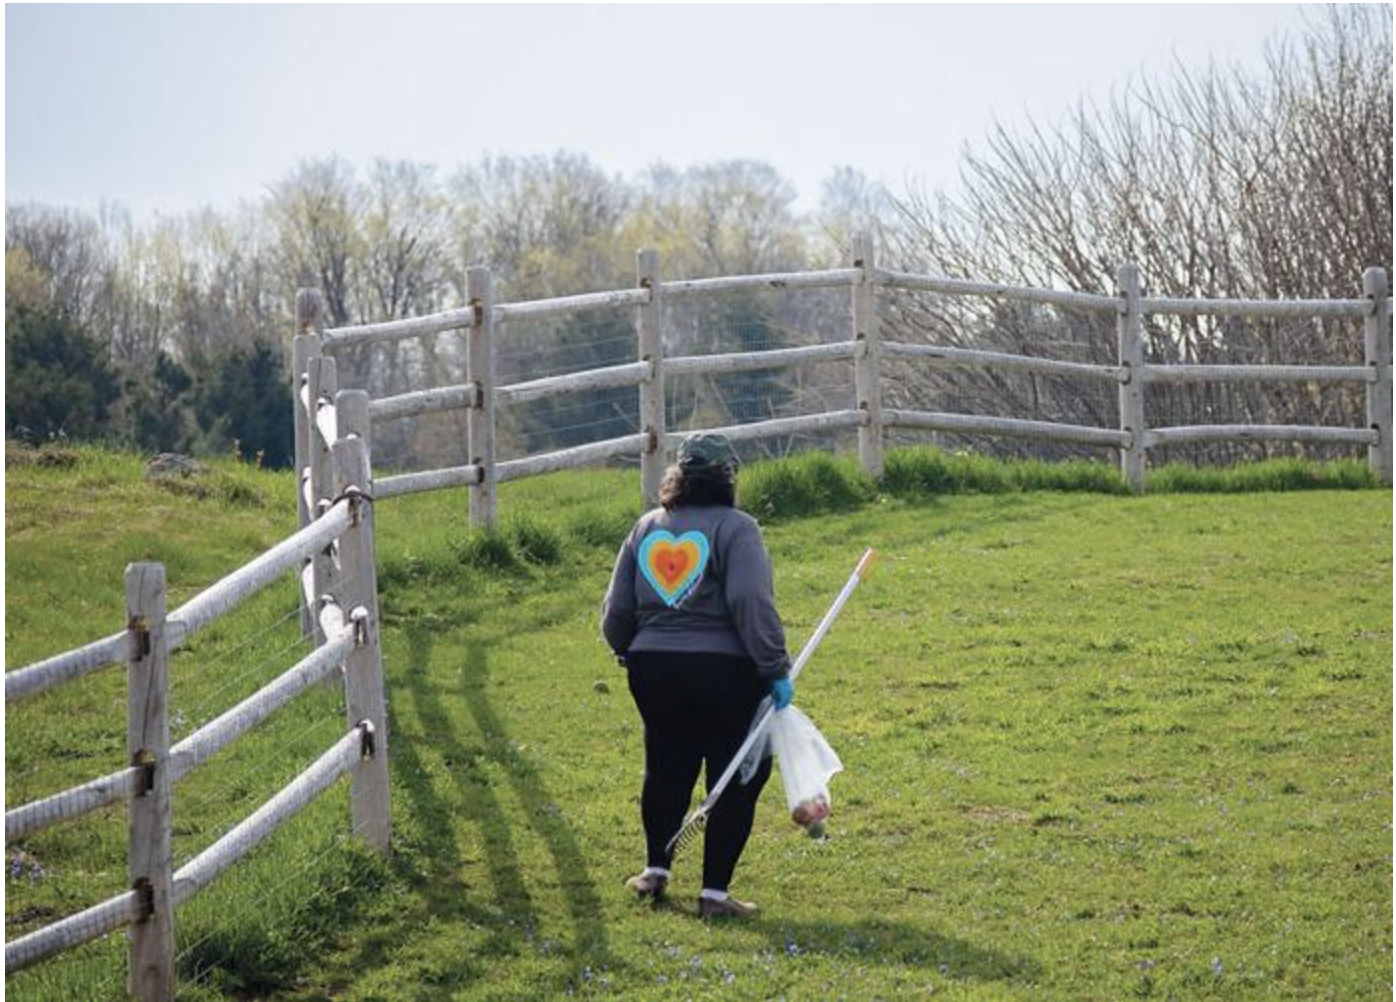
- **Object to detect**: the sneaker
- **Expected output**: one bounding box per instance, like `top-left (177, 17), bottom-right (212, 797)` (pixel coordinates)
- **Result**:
top-left (625, 871), bottom-right (668, 900)
top-left (698, 895), bottom-right (759, 920)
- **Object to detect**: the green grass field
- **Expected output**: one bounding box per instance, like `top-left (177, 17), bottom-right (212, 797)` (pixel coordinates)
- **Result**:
top-left (5, 444), bottom-right (1392, 998)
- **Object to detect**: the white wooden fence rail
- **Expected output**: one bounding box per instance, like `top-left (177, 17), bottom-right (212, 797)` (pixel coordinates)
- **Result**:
top-left (1143, 364), bottom-right (1375, 384)
top-left (4, 424), bottom-right (390, 998)
top-left (370, 382), bottom-right (478, 423)
top-left (376, 461), bottom-right (483, 499)
top-left (661, 267), bottom-right (861, 297)
top-left (3, 501), bottom-right (353, 705)
top-left (319, 306), bottom-right (474, 349)
top-left (2, 632), bottom-right (130, 703)
top-left (494, 287), bottom-right (651, 321)
top-left (4, 616), bottom-right (352, 844)
top-left (167, 618), bottom-right (357, 783)
top-left (496, 360), bottom-right (651, 407)
top-left (1141, 295), bottom-right (1371, 318)
top-left (877, 266), bottom-right (1121, 313)
top-left (4, 888), bottom-right (145, 974)
top-left (307, 235), bottom-right (1389, 521)
top-left (1145, 424), bottom-right (1380, 448)
top-left (5, 766), bottom-right (143, 844)
top-left (884, 409), bottom-right (1133, 449)
top-left (665, 342), bottom-right (857, 377)
top-left (170, 723), bottom-right (371, 904)
top-left (496, 433), bottom-right (652, 483)
top-left (168, 500), bottom-right (352, 648)
top-left (881, 341), bottom-right (1128, 384)
top-left (664, 410), bottom-right (868, 449)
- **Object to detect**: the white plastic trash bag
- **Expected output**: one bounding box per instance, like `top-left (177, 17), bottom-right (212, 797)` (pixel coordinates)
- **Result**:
top-left (770, 706), bottom-right (843, 837)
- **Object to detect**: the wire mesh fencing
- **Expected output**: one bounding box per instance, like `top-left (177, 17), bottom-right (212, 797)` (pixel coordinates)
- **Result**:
top-left (664, 285), bottom-right (860, 462)
top-left (4, 568), bottom-right (370, 1000)
top-left (880, 285), bottom-right (1122, 461)
top-left (1142, 311), bottom-right (1370, 465)
top-left (362, 287), bottom-right (865, 473)
top-left (495, 305), bottom-right (643, 460)
top-left (326, 332), bottom-right (464, 472)
top-left (317, 256), bottom-right (1387, 498)
top-left (880, 285), bottom-right (1374, 466)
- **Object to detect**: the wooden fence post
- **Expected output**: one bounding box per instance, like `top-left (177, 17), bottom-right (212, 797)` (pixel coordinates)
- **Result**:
top-left (1116, 263), bottom-right (1147, 492)
top-left (851, 232), bottom-right (885, 477)
top-left (307, 355), bottom-right (339, 645)
top-left (337, 389), bottom-right (373, 468)
top-left (1363, 267), bottom-right (1393, 486)
top-left (292, 289), bottom-right (323, 638)
top-left (331, 388), bottom-right (372, 694)
top-left (637, 248), bottom-right (666, 508)
top-left (331, 435), bottom-right (391, 850)
top-left (466, 266), bottom-right (497, 528)
top-left (126, 563), bottom-right (174, 1001)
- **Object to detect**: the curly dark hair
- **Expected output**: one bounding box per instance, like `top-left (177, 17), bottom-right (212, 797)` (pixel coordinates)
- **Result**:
top-left (658, 463), bottom-right (736, 509)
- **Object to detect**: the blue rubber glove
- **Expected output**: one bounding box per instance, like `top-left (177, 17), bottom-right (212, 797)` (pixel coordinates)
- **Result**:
top-left (770, 676), bottom-right (794, 710)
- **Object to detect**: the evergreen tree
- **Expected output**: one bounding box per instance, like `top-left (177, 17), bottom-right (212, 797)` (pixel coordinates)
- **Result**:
top-left (4, 306), bottom-right (120, 442)
top-left (124, 351), bottom-right (195, 453)
top-left (193, 341), bottom-right (294, 467)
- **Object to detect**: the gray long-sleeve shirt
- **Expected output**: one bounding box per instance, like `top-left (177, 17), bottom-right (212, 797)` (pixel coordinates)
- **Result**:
top-left (601, 504), bottom-right (792, 680)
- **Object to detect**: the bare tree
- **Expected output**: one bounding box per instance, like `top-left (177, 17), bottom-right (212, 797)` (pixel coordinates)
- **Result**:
top-left (361, 160), bottom-right (451, 321)
top-left (884, 5), bottom-right (1392, 462)
top-left (266, 158), bottom-right (364, 328)
top-left (5, 203), bottom-right (108, 328)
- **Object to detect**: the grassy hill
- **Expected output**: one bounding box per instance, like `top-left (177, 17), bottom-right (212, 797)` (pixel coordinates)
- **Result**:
top-left (5, 444), bottom-right (1392, 998)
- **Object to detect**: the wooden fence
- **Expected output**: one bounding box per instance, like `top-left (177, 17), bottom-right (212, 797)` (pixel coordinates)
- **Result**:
top-left (6, 233), bottom-right (1388, 996)
top-left (4, 429), bottom-right (390, 999)
top-left (301, 234), bottom-right (1391, 532)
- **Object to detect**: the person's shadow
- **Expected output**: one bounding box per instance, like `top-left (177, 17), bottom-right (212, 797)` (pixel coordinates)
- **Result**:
top-left (712, 912), bottom-right (1038, 987)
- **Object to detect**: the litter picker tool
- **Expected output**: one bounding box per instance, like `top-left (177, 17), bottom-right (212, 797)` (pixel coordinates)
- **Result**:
top-left (665, 547), bottom-right (877, 857)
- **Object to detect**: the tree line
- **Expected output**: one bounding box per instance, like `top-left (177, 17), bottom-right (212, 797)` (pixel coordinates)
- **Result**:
top-left (6, 156), bottom-right (836, 466)
top-left (6, 7), bottom-right (1389, 467)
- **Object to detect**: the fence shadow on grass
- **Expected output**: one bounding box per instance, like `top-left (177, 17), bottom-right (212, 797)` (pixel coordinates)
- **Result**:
top-left (350, 622), bottom-right (611, 995)
top-left (459, 639), bottom-right (612, 971)
top-left (327, 629), bottom-right (504, 996)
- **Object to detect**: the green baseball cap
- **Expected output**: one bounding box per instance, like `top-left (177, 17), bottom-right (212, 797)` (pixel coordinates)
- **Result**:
top-left (678, 432), bottom-right (740, 472)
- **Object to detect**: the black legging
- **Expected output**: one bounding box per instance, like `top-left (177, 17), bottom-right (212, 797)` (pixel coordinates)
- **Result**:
top-left (626, 651), bottom-right (774, 892)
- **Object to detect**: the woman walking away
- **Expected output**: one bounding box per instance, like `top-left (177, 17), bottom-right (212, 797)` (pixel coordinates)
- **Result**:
top-left (601, 433), bottom-right (794, 919)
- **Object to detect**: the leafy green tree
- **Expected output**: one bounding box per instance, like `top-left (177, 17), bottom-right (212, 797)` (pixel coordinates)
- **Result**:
top-left (192, 341), bottom-right (293, 467)
top-left (124, 351), bottom-right (195, 453)
top-left (4, 305), bottom-right (119, 442)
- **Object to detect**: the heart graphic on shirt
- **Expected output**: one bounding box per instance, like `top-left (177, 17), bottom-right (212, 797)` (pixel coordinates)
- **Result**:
top-left (638, 530), bottom-right (710, 607)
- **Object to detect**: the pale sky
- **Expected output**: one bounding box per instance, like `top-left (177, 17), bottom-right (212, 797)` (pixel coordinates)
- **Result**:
top-left (5, 4), bottom-right (1317, 220)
